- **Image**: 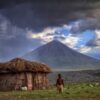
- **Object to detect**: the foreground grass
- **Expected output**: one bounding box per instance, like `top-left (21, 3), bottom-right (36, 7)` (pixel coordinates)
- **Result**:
top-left (0, 83), bottom-right (100, 100)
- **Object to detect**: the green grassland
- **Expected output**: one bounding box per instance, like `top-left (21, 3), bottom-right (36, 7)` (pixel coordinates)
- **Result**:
top-left (0, 83), bottom-right (100, 100)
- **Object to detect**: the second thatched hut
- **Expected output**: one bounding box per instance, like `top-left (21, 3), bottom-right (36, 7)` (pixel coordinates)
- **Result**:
top-left (0, 58), bottom-right (51, 91)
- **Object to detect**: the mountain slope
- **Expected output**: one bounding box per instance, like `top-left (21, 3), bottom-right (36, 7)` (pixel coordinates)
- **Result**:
top-left (23, 40), bottom-right (100, 70)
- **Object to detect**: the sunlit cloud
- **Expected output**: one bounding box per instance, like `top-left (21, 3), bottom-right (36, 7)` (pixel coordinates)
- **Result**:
top-left (28, 27), bottom-right (56, 36)
top-left (78, 46), bottom-right (92, 53)
top-left (95, 30), bottom-right (100, 39)
top-left (92, 30), bottom-right (100, 46)
top-left (27, 27), bottom-right (57, 43)
top-left (27, 25), bottom-right (71, 43)
top-left (62, 34), bottom-right (79, 48)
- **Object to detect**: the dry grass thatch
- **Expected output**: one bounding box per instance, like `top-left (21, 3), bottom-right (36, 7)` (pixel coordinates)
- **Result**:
top-left (0, 58), bottom-right (51, 73)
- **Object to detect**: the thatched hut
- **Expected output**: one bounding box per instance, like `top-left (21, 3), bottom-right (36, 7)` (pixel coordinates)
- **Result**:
top-left (0, 58), bottom-right (51, 91)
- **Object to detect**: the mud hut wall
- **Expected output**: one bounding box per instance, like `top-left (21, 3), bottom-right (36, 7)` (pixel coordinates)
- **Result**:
top-left (0, 73), bottom-right (25, 91)
top-left (42, 73), bottom-right (49, 88)
top-left (33, 73), bottom-right (38, 89)
top-left (33, 73), bottom-right (49, 89)
top-left (26, 72), bottom-right (33, 90)
top-left (15, 73), bottom-right (27, 90)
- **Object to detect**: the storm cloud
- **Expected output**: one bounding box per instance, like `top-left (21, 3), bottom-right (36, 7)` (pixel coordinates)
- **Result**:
top-left (0, 0), bottom-right (100, 61)
top-left (0, 0), bottom-right (100, 31)
top-left (70, 19), bottom-right (100, 34)
top-left (0, 14), bottom-right (42, 61)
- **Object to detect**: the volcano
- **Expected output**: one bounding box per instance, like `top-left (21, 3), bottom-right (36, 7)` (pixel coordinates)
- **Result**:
top-left (23, 40), bottom-right (100, 71)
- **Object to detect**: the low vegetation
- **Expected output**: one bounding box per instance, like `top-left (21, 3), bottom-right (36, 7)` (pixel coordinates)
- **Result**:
top-left (0, 83), bottom-right (100, 100)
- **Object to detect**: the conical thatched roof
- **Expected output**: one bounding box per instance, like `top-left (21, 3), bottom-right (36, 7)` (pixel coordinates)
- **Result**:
top-left (0, 58), bottom-right (51, 73)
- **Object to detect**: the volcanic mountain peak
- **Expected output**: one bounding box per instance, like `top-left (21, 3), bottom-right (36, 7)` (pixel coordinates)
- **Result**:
top-left (23, 40), bottom-right (100, 70)
top-left (46, 40), bottom-right (64, 45)
top-left (34, 40), bottom-right (74, 56)
top-left (43, 40), bottom-right (69, 49)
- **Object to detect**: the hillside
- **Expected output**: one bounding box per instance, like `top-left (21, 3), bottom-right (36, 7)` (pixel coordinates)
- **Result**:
top-left (48, 69), bottom-right (100, 84)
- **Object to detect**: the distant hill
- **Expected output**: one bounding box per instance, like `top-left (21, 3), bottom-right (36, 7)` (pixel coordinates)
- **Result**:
top-left (48, 69), bottom-right (100, 84)
top-left (23, 40), bottom-right (100, 70)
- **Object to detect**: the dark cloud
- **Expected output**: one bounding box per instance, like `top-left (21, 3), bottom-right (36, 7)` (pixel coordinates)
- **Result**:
top-left (0, 35), bottom-right (42, 61)
top-left (0, 0), bottom-right (100, 61)
top-left (0, 14), bottom-right (42, 61)
top-left (70, 19), bottom-right (100, 34)
top-left (0, 0), bottom-right (100, 32)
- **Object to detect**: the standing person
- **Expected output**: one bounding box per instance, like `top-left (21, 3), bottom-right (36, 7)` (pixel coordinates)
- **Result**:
top-left (56, 74), bottom-right (64, 93)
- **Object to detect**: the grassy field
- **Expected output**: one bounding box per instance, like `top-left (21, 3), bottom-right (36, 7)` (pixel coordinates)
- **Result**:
top-left (0, 83), bottom-right (100, 100)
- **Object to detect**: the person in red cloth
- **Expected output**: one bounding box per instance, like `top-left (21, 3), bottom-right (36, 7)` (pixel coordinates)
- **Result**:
top-left (56, 74), bottom-right (64, 93)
